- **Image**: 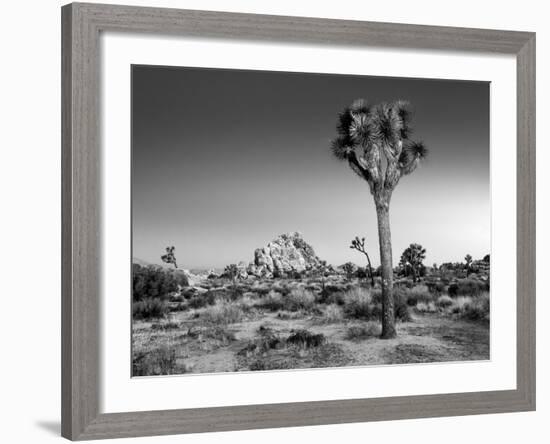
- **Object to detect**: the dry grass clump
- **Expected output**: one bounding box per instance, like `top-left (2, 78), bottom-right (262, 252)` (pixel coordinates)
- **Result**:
top-left (284, 288), bottom-right (316, 312)
top-left (450, 292), bottom-right (490, 322)
top-left (276, 310), bottom-right (306, 320)
top-left (341, 287), bottom-right (412, 322)
top-left (343, 287), bottom-right (374, 320)
top-left (416, 301), bottom-right (437, 313)
top-left (200, 300), bottom-right (245, 324)
top-left (237, 295), bottom-right (257, 312)
top-left (396, 284), bottom-right (435, 306)
top-left (320, 304), bottom-right (344, 323)
top-left (133, 298), bottom-right (169, 320)
top-left (436, 295), bottom-right (454, 308)
top-left (187, 291), bottom-right (217, 309)
top-left (286, 329), bottom-right (326, 348)
top-left (187, 325), bottom-right (236, 343)
top-left (150, 320), bottom-right (181, 331)
top-left (346, 322), bottom-right (381, 340)
top-left (132, 346), bottom-right (190, 376)
top-left (258, 288), bottom-right (316, 312)
top-left (448, 279), bottom-right (489, 297)
top-left (260, 290), bottom-right (285, 311)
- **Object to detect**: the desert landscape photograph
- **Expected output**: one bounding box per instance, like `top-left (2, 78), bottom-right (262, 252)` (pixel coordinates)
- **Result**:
top-left (131, 65), bottom-right (490, 376)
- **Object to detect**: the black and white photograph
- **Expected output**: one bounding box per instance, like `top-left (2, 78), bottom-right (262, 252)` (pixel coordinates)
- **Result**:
top-left (131, 65), bottom-right (491, 376)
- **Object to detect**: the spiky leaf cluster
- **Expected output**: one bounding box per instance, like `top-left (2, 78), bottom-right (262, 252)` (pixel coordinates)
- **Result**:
top-left (399, 243), bottom-right (427, 270)
top-left (330, 99), bottom-right (428, 194)
top-left (161, 246), bottom-right (178, 269)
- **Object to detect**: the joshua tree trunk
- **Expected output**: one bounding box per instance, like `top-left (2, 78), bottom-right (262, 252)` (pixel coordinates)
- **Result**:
top-left (330, 98), bottom-right (428, 339)
top-left (375, 197), bottom-right (396, 339)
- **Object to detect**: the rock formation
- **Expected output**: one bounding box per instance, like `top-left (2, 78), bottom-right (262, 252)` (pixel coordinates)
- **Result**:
top-left (247, 232), bottom-right (321, 277)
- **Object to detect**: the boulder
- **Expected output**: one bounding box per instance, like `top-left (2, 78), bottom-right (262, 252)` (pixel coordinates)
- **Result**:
top-left (249, 232), bottom-right (321, 277)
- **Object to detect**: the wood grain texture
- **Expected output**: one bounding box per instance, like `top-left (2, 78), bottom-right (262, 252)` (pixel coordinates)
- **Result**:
top-left (516, 34), bottom-right (536, 410)
top-left (62, 3), bottom-right (101, 439)
top-left (61, 2), bottom-right (536, 440)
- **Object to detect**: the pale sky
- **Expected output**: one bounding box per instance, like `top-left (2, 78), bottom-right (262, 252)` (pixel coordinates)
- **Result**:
top-left (132, 65), bottom-right (490, 269)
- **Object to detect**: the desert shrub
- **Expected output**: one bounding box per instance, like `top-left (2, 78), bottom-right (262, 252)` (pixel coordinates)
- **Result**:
top-left (369, 288), bottom-right (411, 322)
top-left (276, 310), bottom-right (305, 320)
top-left (260, 291), bottom-right (285, 311)
top-left (320, 304), bottom-right (344, 323)
top-left (132, 264), bottom-right (188, 301)
top-left (187, 325), bottom-right (236, 343)
top-left (317, 288), bottom-right (346, 305)
top-left (169, 294), bottom-right (185, 303)
top-left (168, 302), bottom-right (186, 312)
top-left (284, 288), bottom-right (316, 312)
top-left (248, 358), bottom-right (296, 371)
top-left (393, 291), bottom-right (413, 322)
top-left (286, 329), bottom-right (326, 348)
top-left (238, 329), bottom-right (284, 357)
top-left (133, 298), bottom-right (169, 319)
top-left (397, 285), bottom-right (434, 306)
top-left (237, 295), bottom-right (257, 312)
top-left (346, 322), bottom-right (381, 340)
top-left (253, 285), bottom-right (272, 297)
top-left (132, 346), bottom-right (187, 376)
top-left (187, 290), bottom-right (219, 309)
top-left (450, 296), bottom-right (471, 314)
top-left (451, 293), bottom-right (490, 322)
top-left (448, 279), bottom-right (489, 297)
top-left (343, 288), bottom-right (374, 320)
top-left (416, 301), bottom-right (437, 313)
top-left (323, 284), bottom-right (348, 296)
top-left (272, 282), bottom-right (292, 296)
top-left (200, 301), bottom-right (245, 324)
top-left (150, 321), bottom-right (180, 330)
top-left (305, 283), bottom-right (322, 293)
top-left (426, 281), bottom-right (447, 295)
top-left (436, 295), bottom-right (454, 308)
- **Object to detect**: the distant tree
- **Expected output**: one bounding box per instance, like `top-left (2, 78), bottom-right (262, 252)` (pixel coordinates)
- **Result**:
top-left (399, 243), bottom-right (426, 282)
top-left (356, 267), bottom-right (368, 280)
top-left (330, 99), bottom-right (428, 338)
top-left (313, 260), bottom-right (330, 293)
top-left (464, 254), bottom-right (473, 276)
top-left (224, 264), bottom-right (239, 287)
top-left (161, 246), bottom-right (178, 268)
top-left (350, 236), bottom-right (375, 286)
top-left (432, 263), bottom-right (438, 271)
top-left (132, 264), bottom-right (187, 302)
top-left (483, 254), bottom-right (490, 263)
top-left (342, 262), bottom-right (356, 281)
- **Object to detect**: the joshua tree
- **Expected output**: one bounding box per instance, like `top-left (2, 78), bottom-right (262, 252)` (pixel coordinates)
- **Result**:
top-left (464, 254), bottom-right (473, 276)
top-left (350, 236), bottom-right (375, 286)
top-left (224, 264), bottom-right (239, 287)
top-left (313, 260), bottom-right (330, 293)
top-left (400, 243), bottom-right (427, 282)
top-left (330, 99), bottom-right (428, 338)
top-left (342, 262), bottom-right (357, 281)
top-left (161, 246), bottom-right (178, 268)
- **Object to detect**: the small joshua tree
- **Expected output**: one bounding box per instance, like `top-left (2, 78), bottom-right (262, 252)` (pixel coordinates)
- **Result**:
top-left (342, 262), bottom-right (356, 281)
top-left (350, 236), bottom-right (375, 286)
top-left (224, 264), bottom-right (239, 287)
top-left (330, 99), bottom-right (428, 338)
top-left (399, 243), bottom-right (426, 282)
top-left (464, 254), bottom-right (473, 276)
top-left (161, 246), bottom-right (178, 268)
top-left (313, 260), bottom-right (330, 293)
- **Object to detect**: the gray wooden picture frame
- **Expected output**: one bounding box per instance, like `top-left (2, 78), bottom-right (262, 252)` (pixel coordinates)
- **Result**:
top-left (61, 2), bottom-right (536, 440)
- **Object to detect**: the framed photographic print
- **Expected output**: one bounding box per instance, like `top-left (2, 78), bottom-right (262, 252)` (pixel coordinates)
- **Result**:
top-left (61, 2), bottom-right (536, 440)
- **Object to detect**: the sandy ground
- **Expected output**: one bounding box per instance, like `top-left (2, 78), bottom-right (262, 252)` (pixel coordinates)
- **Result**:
top-left (133, 310), bottom-right (489, 375)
